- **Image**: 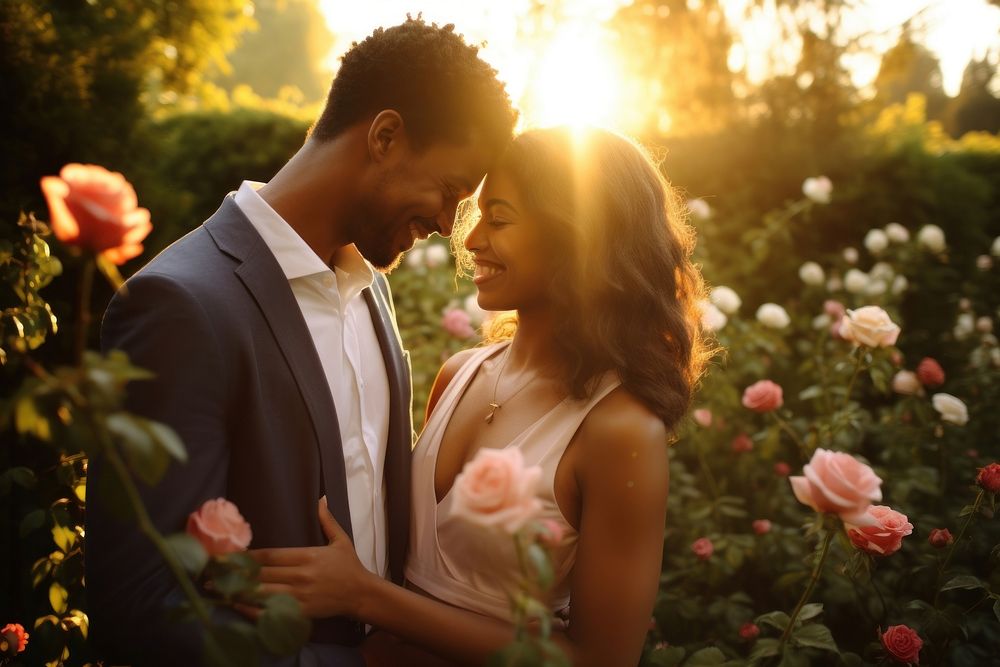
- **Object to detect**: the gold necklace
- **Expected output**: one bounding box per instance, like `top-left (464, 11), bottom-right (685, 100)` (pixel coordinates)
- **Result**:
top-left (485, 343), bottom-right (534, 424)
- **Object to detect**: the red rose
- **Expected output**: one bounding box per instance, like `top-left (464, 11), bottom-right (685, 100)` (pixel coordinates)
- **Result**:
top-left (916, 358), bottom-right (945, 387)
top-left (40, 164), bottom-right (152, 265)
top-left (739, 622), bottom-right (760, 641)
top-left (731, 433), bottom-right (754, 453)
top-left (881, 625), bottom-right (923, 664)
top-left (752, 519), bottom-right (772, 535)
top-left (976, 463), bottom-right (1000, 494)
top-left (1, 623), bottom-right (29, 654)
top-left (742, 380), bottom-right (783, 413)
top-left (928, 528), bottom-right (953, 549)
top-left (774, 462), bottom-right (791, 477)
top-left (186, 498), bottom-right (253, 557)
top-left (691, 537), bottom-right (713, 561)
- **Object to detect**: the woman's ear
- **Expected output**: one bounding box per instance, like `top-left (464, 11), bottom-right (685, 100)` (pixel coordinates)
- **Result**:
top-left (368, 110), bottom-right (406, 163)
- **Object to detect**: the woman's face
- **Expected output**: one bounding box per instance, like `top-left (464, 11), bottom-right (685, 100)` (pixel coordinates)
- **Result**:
top-left (464, 168), bottom-right (551, 313)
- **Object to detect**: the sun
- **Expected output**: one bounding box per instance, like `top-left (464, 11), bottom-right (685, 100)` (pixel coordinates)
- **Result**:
top-left (520, 23), bottom-right (625, 129)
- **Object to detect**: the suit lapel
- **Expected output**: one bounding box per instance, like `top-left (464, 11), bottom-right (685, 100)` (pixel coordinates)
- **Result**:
top-left (364, 276), bottom-right (413, 584)
top-left (205, 199), bottom-right (355, 542)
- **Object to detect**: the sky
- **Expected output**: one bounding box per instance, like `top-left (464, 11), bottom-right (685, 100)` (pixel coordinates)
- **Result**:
top-left (316, 0), bottom-right (1000, 128)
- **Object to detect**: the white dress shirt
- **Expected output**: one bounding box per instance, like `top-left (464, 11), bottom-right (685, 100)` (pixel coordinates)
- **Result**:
top-left (235, 181), bottom-right (390, 577)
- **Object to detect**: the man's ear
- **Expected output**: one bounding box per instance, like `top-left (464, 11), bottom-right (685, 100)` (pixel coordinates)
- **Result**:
top-left (368, 110), bottom-right (406, 163)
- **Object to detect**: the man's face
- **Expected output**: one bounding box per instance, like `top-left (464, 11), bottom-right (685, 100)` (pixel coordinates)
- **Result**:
top-left (356, 132), bottom-right (495, 272)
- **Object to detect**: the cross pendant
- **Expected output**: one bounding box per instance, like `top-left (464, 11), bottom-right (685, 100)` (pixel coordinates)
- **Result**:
top-left (485, 402), bottom-right (500, 424)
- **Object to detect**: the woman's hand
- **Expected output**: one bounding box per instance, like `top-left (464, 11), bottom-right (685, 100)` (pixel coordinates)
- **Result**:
top-left (248, 497), bottom-right (374, 619)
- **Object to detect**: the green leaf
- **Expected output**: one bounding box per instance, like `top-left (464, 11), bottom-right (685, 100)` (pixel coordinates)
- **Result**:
top-left (205, 621), bottom-right (260, 667)
top-left (756, 610), bottom-right (791, 632)
top-left (107, 413), bottom-right (168, 486)
top-left (796, 603), bottom-right (824, 623)
top-left (165, 533), bottom-right (208, 576)
top-left (648, 645), bottom-right (687, 667)
top-left (941, 575), bottom-right (988, 592)
top-left (20, 508), bottom-right (46, 537)
top-left (148, 421), bottom-right (188, 463)
top-left (685, 647), bottom-right (726, 665)
top-left (749, 638), bottom-right (780, 663)
top-left (14, 396), bottom-right (50, 440)
top-left (0, 466), bottom-right (37, 494)
top-left (791, 623), bottom-right (839, 653)
top-left (257, 594), bottom-right (311, 656)
top-left (993, 599), bottom-right (1000, 624)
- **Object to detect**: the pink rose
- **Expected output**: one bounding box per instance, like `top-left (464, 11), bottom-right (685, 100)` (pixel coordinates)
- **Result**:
top-left (742, 380), bottom-right (783, 413)
top-left (752, 519), bottom-right (772, 535)
top-left (441, 308), bottom-right (475, 339)
top-left (537, 518), bottom-right (565, 548)
top-left (789, 448), bottom-right (883, 523)
top-left (691, 537), bottom-right (713, 561)
top-left (693, 408), bottom-right (713, 427)
top-left (838, 306), bottom-right (901, 348)
top-left (1, 623), bottom-right (29, 654)
top-left (774, 462), bottom-right (791, 477)
top-left (928, 528), bottom-right (953, 548)
top-left (40, 163), bottom-right (152, 265)
top-left (451, 447), bottom-right (542, 534)
top-left (823, 300), bottom-right (846, 319)
top-left (731, 433), bottom-right (754, 454)
top-left (880, 625), bottom-right (923, 664)
top-left (976, 463), bottom-right (1000, 494)
top-left (186, 498), bottom-right (253, 557)
top-left (845, 505), bottom-right (913, 556)
top-left (916, 358), bottom-right (945, 387)
top-left (739, 622), bottom-right (760, 641)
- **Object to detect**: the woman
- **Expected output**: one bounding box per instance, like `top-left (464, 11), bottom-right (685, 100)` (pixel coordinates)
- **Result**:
top-left (252, 127), bottom-right (709, 665)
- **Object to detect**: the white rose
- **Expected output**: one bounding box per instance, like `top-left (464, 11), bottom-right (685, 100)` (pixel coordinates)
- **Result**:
top-left (954, 313), bottom-right (975, 340)
top-left (756, 303), bottom-right (790, 329)
top-left (959, 298), bottom-right (972, 311)
top-left (688, 198), bottom-right (711, 220)
top-left (812, 313), bottom-right (832, 330)
top-left (844, 269), bottom-right (869, 294)
top-left (710, 286), bottom-right (741, 315)
top-left (884, 223), bottom-right (910, 243)
top-left (976, 255), bottom-right (993, 271)
top-left (425, 244), bottom-right (449, 268)
top-left (826, 275), bottom-right (843, 292)
top-left (802, 176), bottom-right (832, 204)
top-left (799, 261), bottom-right (825, 286)
top-left (870, 262), bottom-right (894, 281)
top-left (404, 246), bottom-right (426, 269)
top-left (891, 370), bottom-right (922, 396)
top-left (891, 275), bottom-right (908, 295)
top-left (843, 247), bottom-right (859, 264)
top-left (917, 225), bottom-right (946, 253)
top-left (976, 317), bottom-right (993, 334)
top-left (699, 300), bottom-right (728, 331)
top-left (864, 229), bottom-right (889, 255)
top-left (931, 393), bottom-right (968, 426)
top-left (838, 306), bottom-right (901, 348)
top-left (991, 236), bottom-right (1000, 257)
top-left (865, 279), bottom-right (887, 296)
top-left (464, 294), bottom-right (488, 326)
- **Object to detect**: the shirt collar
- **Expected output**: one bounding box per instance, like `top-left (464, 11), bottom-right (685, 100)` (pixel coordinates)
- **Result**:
top-left (233, 181), bottom-right (375, 297)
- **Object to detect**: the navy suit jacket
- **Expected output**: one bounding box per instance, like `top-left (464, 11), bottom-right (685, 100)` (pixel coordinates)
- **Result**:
top-left (85, 197), bottom-right (413, 666)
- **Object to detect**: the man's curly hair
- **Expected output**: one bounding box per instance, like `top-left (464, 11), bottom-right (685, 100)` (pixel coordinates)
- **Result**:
top-left (311, 16), bottom-right (517, 154)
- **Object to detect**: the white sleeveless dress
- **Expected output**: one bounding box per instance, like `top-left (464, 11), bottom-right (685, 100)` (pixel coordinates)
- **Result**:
top-left (405, 342), bottom-right (621, 620)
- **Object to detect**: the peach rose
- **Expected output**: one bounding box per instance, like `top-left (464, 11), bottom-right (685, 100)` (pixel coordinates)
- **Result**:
top-left (441, 308), bottom-right (475, 339)
top-left (916, 358), bottom-right (944, 387)
top-left (742, 380), bottom-right (783, 413)
top-left (790, 449), bottom-right (882, 523)
top-left (891, 371), bottom-right (922, 396)
top-left (845, 505), bottom-right (913, 556)
top-left (451, 447), bottom-right (542, 534)
top-left (838, 306), bottom-right (901, 348)
top-left (40, 163), bottom-right (152, 264)
top-left (1, 623), bottom-right (28, 654)
top-left (186, 498), bottom-right (253, 556)
top-left (691, 537), bottom-right (713, 561)
top-left (880, 625), bottom-right (922, 664)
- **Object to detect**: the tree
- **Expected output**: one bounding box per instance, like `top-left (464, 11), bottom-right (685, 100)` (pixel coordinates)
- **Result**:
top-left (874, 30), bottom-right (949, 122)
top-left (945, 57), bottom-right (1000, 137)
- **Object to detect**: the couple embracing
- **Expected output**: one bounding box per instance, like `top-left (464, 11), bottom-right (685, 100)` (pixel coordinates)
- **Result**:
top-left (85, 16), bottom-right (709, 667)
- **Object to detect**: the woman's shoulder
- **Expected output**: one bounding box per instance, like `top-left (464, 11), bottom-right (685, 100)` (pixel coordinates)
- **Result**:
top-left (573, 387), bottom-right (669, 481)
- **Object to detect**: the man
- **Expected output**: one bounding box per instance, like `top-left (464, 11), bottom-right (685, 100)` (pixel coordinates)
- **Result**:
top-left (85, 17), bottom-right (517, 666)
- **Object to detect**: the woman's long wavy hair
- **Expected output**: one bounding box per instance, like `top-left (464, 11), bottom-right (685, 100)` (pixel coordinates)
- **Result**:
top-left (454, 127), bottom-right (711, 434)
